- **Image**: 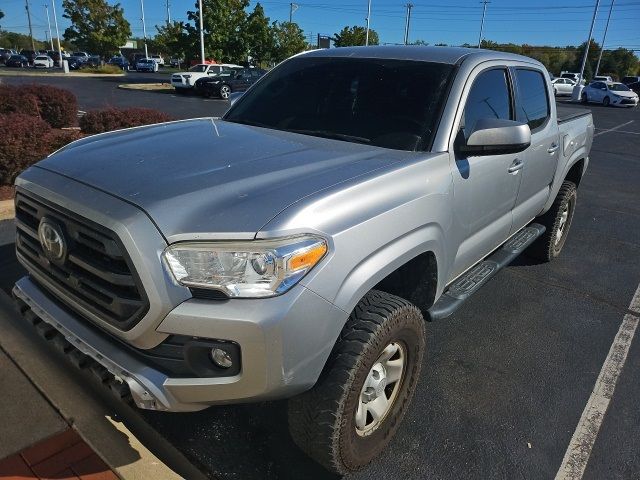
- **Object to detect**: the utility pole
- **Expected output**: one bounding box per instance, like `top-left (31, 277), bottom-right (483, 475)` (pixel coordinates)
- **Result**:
top-left (44, 4), bottom-right (54, 51)
top-left (477, 0), bottom-right (490, 48)
top-left (289, 3), bottom-right (298, 23)
top-left (595, 0), bottom-right (614, 77)
top-left (50, 0), bottom-right (63, 69)
top-left (166, 0), bottom-right (171, 24)
top-left (25, 0), bottom-right (36, 52)
top-left (198, 0), bottom-right (205, 63)
top-left (140, 0), bottom-right (149, 58)
top-left (403, 3), bottom-right (413, 45)
top-left (365, 0), bottom-right (372, 45)
top-left (577, 0), bottom-right (600, 86)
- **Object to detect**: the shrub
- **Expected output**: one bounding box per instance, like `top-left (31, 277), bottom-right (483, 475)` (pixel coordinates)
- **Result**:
top-left (0, 114), bottom-right (53, 185)
top-left (80, 107), bottom-right (171, 134)
top-left (80, 65), bottom-right (125, 75)
top-left (21, 84), bottom-right (78, 128)
top-left (0, 85), bottom-right (40, 118)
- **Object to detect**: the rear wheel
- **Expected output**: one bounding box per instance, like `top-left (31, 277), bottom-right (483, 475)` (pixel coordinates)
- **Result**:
top-left (288, 290), bottom-right (426, 475)
top-left (603, 96), bottom-right (610, 106)
top-left (527, 180), bottom-right (577, 262)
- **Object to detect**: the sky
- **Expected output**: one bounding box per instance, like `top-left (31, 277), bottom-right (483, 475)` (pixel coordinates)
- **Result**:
top-left (1, 0), bottom-right (639, 51)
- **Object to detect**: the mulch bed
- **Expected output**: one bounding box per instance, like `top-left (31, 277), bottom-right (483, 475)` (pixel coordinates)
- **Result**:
top-left (0, 185), bottom-right (15, 201)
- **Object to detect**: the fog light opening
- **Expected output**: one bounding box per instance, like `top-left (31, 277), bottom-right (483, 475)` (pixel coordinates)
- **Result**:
top-left (210, 348), bottom-right (233, 369)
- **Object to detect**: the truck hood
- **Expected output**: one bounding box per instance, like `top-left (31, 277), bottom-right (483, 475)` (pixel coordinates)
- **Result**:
top-left (37, 118), bottom-right (411, 240)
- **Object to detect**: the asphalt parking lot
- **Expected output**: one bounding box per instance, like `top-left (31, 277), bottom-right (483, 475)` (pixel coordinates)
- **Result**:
top-left (0, 79), bottom-right (639, 479)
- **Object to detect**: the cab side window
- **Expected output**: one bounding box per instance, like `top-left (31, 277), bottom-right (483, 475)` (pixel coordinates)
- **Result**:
top-left (515, 69), bottom-right (549, 131)
top-left (462, 68), bottom-right (512, 138)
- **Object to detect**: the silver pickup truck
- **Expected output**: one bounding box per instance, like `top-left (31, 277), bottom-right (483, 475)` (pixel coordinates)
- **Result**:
top-left (12, 46), bottom-right (593, 474)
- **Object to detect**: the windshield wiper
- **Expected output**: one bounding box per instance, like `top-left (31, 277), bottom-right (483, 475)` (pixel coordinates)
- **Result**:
top-left (287, 129), bottom-right (371, 145)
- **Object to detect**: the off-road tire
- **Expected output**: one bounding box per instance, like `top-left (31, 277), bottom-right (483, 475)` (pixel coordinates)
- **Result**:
top-left (527, 180), bottom-right (577, 262)
top-left (288, 290), bottom-right (426, 475)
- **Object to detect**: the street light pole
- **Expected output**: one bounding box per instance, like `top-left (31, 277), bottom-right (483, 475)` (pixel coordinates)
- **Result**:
top-left (25, 0), bottom-right (36, 52)
top-left (50, 0), bottom-right (63, 69)
top-left (198, 0), bottom-right (205, 63)
top-left (140, 0), bottom-right (149, 58)
top-left (44, 4), bottom-right (54, 50)
top-left (577, 0), bottom-right (600, 86)
top-left (365, 0), bottom-right (372, 46)
top-left (595, 0), bottom-right (614, 77)
top-left (403, 3), bottom-right (413, 45)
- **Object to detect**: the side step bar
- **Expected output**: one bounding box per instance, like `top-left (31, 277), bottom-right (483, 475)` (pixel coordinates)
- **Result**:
top-left (427, 223), bottom-right (546, 321)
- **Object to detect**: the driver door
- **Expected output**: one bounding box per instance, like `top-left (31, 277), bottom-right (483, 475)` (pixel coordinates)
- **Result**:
top-left (449, 67), bottom-right (522, 280)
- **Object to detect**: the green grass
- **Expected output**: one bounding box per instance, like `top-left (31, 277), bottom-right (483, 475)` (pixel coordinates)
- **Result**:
top-left (80, 65), bottom-right (124, 75)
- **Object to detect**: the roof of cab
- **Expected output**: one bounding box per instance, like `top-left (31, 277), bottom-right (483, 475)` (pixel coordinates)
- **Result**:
top-left (300, 45), bottom-right (541, 67)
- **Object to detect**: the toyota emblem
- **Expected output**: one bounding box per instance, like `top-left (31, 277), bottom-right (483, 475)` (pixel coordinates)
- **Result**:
top-left (38, 218), bottom-right (67, 261)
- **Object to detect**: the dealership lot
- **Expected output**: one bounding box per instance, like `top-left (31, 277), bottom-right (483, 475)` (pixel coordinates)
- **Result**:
top-left (0, 76), bottom-right (639, 479)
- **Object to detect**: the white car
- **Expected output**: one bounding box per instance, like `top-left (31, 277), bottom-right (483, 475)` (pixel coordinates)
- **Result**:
top-left (582, 81), bottom-right (639, 107)
top-left (171, 63), bottom-right (243, 91)
top-left (593, 75), bottom-right (613, 83)
top-left (551, 77), bottom-right (575, 96)
top-left (33, 55), bottom-right (54, 68)
top-left (150, 54), bottom-right (164, 66)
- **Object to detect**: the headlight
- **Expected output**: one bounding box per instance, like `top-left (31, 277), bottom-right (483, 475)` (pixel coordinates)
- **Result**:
top-left (163, 235), bottom-right (327, 298)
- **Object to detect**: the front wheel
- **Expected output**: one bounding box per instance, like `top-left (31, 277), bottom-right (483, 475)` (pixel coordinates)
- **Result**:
top-left (219, 84), bottom-right (231, 99)
top-left (603, 96), bottom-right (610, 106)
top-left (527, 181), bottom-right (577, 262)
top-left (581, 92), bottom-right (588, 103)
top-left (288, 290), bottom-right (426, 475)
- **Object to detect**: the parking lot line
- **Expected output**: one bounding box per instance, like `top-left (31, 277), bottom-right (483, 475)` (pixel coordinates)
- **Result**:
top-left (593, 128), bottom-right (640, 136)
top-left (555, 283), bottom-right (640, 480)
top-left (593, 120), bottom-right (634, 138)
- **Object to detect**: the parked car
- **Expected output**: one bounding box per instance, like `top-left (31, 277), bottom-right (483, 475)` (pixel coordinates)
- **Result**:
top-left (13, 46), bottom-right (594, 476)
top-left (560, 72), bottom-right (586, 85)
top-left (150, 54), bottom-right (165, 66)
top-left (19, 49), bottom-right (37, 64)
top-left (621, 75), bottom-right (640, 85)
top-left (171, 63), bottom-right (243, 91)
top-left (551, 77), bottom-right (575, 96)
top-left (136, 58), bottom-right (159, 72)
top-left (195, 68), bottom-right (266, 99)
top-left (5, 54), bottom-right (29, 68)
top-left (108, 56), bottom-right (130, 70)
top-left (593, 75), bottom-right (614, 83)
top-left (582, 81), bottom-right (639, 107)
top-left (627, 81), bottom-right (640, 96)
top-left (33, 55), bottom-right (54, 68)
top-left (169, 57), bottom-right (183, 68)
top-left (72, 51), bottom-right (90, 63)
top-left (0, 48), bottom-right (17, 63)
top-left (85, 55), bottom-right (103, 67)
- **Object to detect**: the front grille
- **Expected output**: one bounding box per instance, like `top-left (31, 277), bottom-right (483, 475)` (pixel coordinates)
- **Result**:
top-left (620, 98), bottom-right (636, 105)
top-left (14, 191), bottom-right (149, 330)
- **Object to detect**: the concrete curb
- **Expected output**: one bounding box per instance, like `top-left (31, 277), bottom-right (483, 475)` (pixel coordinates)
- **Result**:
top-left (0, 290), bottom-right (208, 480)
top-left (117, 83), bottom-right (175, 93)
top-left (0, 199), bottom-right (15, 221)
top-left (0, 70), bottom-right (125, 78)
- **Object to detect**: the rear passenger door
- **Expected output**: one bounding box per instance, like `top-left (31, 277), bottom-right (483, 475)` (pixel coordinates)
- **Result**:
top-left (510, 67), bottom-right (559, 232)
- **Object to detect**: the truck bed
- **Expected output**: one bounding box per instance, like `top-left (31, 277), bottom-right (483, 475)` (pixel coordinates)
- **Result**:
top-left (557, 104), bottom-right (591, 124)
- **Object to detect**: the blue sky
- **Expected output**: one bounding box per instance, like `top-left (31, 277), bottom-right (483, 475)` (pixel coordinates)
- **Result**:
top-left (2, 0), bottom-right (639, 51)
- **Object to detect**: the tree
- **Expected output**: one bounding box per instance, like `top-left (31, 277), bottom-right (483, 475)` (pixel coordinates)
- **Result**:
top-left (271, 21), bottom-right (306, 63)
top-left (186, 0), bottom-right (250, 63)
top-left (333, 26), bottom-right (378, 47)
top-left (0, 31), bottom-right (48, 50)
top-left (154, 21), bottom-right (191, 59)
top-left (62, 0), bottom-right (131, 57)
top-left (246, 3), bottom-right (273, 65)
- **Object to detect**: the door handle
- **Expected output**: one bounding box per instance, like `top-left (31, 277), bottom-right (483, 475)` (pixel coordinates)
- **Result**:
top-left (548, 143), bottom-right (559, 154)
top-left (508, 159), bottom-right (524, 174)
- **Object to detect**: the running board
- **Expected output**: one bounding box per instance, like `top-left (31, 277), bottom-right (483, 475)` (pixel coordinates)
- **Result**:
top-left (427, 223), bottom-right (546, 321)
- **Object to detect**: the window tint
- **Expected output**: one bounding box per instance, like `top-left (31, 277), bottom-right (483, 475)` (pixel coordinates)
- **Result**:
top-left (515, 69), bottom-right (549, 131)
top-left (225, 57), bottom-right (454, 151)
top-left (462, 68), bottom-right (512, 136)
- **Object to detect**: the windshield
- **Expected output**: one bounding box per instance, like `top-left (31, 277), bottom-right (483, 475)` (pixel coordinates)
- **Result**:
top-left (189, 65), bottom-right (208, 72)
top-left (610, 83), bottom-right (630, 92)
top-left (224, 57), bottom-right (454, 151)
top-left (561, 74), bottom-right (576, 79)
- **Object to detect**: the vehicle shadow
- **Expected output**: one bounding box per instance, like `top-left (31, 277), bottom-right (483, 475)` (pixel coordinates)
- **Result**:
top-left (141, 401), bottom-right (342, 480)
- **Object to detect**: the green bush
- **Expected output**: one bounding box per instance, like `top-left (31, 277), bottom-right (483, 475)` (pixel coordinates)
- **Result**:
top-left (80, 65), bottom-right (124, 75)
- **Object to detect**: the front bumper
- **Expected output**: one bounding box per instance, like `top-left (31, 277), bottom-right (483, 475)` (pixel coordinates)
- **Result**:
top-left (13, 275), bottom-right (347, 412)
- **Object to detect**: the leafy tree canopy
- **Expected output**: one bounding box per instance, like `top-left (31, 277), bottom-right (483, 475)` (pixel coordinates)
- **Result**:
top-left (333, 26), bottom-right (379, 47)
top-left (62, 0), bottom-right (131, 57)
top-left (271, 21), bottom-right (306, 63)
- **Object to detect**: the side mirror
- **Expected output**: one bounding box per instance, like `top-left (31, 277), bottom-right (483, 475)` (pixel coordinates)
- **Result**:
top-left (229, 91), bottom-right (244, 106)
top-left (459, 118), bottom-right (531, 156)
